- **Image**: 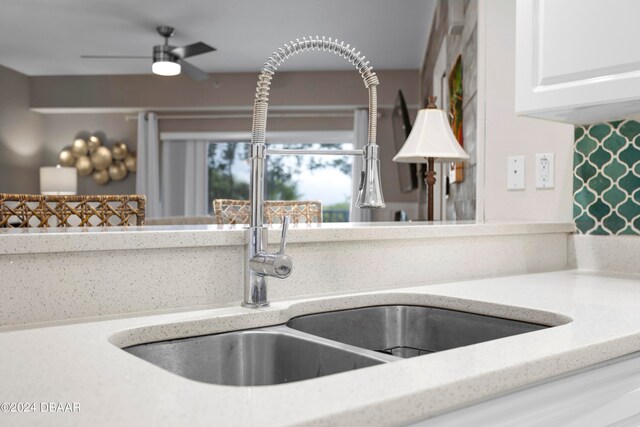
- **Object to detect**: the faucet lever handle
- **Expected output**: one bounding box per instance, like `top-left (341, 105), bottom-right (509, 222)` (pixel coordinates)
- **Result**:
top-left (279, 215), bottom-right (290, 254)
top-left (249, 216), bottom-right (293, 279)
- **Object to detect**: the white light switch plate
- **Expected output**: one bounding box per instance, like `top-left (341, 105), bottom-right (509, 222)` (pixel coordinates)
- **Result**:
top-left (536, 153), bottom-right (555, 189)
top-left (507, 156), bottom-right (525, 190)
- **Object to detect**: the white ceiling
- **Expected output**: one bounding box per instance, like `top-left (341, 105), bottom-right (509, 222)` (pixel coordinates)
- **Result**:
top-left (0, 0), bottom-right (436, 76)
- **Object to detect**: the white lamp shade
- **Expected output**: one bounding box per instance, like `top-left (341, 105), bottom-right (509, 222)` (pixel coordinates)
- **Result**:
top-left (393, 108), bottom-right (469, 163)
top-left (152, 61), bottom-right (181, 76)
top-left (40, 166), bottom-right (77, 195)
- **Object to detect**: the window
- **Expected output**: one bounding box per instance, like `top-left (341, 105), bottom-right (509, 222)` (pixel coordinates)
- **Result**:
top-left (207, 142), bottom-right (353, 222)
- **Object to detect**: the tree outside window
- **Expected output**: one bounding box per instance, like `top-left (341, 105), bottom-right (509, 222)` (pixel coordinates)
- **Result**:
top-left (207, 142), bottom-right (353, 222)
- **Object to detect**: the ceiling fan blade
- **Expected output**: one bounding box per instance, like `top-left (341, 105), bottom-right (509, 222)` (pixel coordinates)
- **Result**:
top-left (81, 55), bottom-right (151, 59)
top-left (178, 59), bottom-right (210, 81)
top-left (171, 42), bottom-right (216, 59)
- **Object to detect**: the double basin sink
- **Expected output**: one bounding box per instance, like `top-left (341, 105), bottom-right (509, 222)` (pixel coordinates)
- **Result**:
top-left (124, 305), bottom-right (548, 386)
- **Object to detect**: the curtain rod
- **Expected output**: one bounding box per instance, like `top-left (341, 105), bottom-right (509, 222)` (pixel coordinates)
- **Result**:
top-left (124, 112), bottom-right (384, 121)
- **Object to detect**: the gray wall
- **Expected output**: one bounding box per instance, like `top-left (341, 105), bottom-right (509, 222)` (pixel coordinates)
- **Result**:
top-left (420, 0), bottom-right (477, 221)
top-left (0, 65), bottom-right (44, 194)
top-left (30, 70), bottom-right (416, 112)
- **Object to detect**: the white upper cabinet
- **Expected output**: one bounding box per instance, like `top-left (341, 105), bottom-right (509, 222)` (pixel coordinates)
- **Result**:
top-left (516, 0), bottom-right (640, 124)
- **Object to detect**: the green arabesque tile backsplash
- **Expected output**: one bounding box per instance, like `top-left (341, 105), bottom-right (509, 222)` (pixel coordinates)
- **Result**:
top-left (574, 120), bottom-right (640, 235)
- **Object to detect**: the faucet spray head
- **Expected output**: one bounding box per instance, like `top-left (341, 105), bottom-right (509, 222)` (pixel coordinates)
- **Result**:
top-left (356, 144), bottom-right (386, 209)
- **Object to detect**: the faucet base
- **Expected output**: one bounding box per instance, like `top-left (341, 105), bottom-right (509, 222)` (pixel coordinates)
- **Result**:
top-left (241, 301), bottom-right (271, 309)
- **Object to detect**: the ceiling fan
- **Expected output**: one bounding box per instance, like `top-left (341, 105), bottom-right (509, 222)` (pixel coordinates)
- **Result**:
top-left (81, 26), bottom-right (216, 81)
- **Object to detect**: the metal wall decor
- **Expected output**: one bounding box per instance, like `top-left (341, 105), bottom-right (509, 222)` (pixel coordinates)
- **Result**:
top-left (58, 134), bottom-right (137, 185)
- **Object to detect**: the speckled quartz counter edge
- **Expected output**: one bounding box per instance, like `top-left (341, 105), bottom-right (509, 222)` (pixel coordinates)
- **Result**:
top-left (1, 269), bottom-right (640, 427)
top-left (0, 221), bottom-right (575, 255)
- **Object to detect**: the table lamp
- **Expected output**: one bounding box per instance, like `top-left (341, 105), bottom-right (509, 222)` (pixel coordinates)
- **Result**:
top-left (393, 96), bottom-right (469, 221)
top-left (40, 166), bottom-right (77, 195)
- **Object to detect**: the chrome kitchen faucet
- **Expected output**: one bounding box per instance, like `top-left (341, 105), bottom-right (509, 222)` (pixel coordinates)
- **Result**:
top-left (244, 36), bottom-right (385, 308)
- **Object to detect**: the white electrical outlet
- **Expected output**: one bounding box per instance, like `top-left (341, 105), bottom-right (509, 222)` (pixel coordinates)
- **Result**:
top-left (536, 153), bottom-right (555, 189)
top-left (507, 156), bottom-right (525, 190)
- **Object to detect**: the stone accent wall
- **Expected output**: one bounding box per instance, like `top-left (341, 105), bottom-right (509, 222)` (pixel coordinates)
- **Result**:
top-left (420, 0), bottom-right (477, 221)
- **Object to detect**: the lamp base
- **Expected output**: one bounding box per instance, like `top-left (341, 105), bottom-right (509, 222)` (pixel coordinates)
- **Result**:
top-left (425, 157), bottom-right (436, 221)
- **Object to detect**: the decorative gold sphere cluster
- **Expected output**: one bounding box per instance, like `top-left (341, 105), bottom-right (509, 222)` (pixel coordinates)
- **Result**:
top-left (58, 135), bottom-right (137, 185)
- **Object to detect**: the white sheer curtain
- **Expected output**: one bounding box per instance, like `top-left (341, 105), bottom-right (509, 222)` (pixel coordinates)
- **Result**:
top-left (161, 140), bottom-right (208, 217)
top-left (350, 109), bottom-right (371, 222)
top-left (135, 112), bottom-right (162, 218)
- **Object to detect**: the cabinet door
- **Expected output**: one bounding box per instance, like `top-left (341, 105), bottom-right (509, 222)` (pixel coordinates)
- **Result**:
top-left (516, 0), bottom-right (640, 124)
top-left (415, 351), bottom-right (640, 426)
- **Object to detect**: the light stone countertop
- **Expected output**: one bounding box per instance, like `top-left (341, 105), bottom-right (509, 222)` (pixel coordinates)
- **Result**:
top-left (0, 221), bottom-right (574, 254)
top-left (1, 269), bottom-right (640, 426)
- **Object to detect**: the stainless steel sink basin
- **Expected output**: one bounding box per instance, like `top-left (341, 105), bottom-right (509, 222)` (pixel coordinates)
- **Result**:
top-left (123, 305), bottom-right (548, 386)
top-left (124, 326), bottom-right (391, 386)
top-left (287, 305), bottom-right (548, 358)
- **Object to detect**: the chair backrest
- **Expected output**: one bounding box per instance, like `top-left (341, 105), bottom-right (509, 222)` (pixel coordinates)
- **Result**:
top-left (0, 193), bottom-right (146, 228)
top-left (213, 199), bottom-right (322, 225)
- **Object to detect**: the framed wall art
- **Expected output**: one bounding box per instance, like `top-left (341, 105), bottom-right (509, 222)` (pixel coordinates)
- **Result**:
top-left (448, 55), bottom-right (464, 183)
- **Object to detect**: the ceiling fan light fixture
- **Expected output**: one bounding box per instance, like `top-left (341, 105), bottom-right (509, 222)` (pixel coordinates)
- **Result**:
top-left (152, 60), bottom-right (181, 76)
top-left (152, 44), bottom-right (181, 76)
top-left (83, 26), bottom-right (214, 81)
